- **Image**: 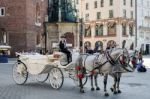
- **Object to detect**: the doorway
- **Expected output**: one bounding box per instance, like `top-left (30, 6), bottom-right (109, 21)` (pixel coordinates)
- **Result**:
top-left (146, 44), bottom-right (150, 54)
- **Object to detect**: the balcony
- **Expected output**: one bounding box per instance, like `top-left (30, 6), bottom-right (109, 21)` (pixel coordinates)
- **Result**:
top-left (139, 26), bottom-right (150, 31)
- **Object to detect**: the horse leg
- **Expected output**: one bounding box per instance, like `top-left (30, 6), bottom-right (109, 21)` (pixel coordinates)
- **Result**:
top-left (79, 78), bottom-right (85, 93)
top-left (113, 75), bottom-right (117, 94)
top-left (104, 74), bottom-right (109, 96)
top-left (94, 74), bottom-right (100, 90)
top-left (91, 75), bottom-right (95, 91)
top-left (117, 73), bottom-right (122, 94)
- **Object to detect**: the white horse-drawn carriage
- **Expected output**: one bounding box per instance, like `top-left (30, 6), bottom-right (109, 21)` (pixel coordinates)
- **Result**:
top-left (12, 41), bottom-right (138, 96)
top-left (12, 51), bottom-right (88, 90)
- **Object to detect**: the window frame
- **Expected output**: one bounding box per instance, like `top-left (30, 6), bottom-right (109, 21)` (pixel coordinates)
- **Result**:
top-left (110, 0), bottom-right (113, 6)
top-left (0, 7), bottom-right (5, 17)
top-left (97, 12), bottom-right (101, 19)
top-left (109, 10), bottom-right (114, 18)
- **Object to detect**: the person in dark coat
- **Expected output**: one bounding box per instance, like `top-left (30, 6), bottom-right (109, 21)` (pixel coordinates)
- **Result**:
top-left (59, 35), bottom-right (72, 63)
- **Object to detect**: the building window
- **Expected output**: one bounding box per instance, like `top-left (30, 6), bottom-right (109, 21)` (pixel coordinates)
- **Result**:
top-left (36, 34), bottom-right (41, 45)
top-left (107, 23), bottom-right (116, 35)
top-left (131, 0), bottom-right (133, 7)
top-left (95, 25), bottom-right (103, 36)
top-left (131, 11), bottom-right (133, 19)
top-left (76, 0), bottom-right (79, 4)
top-left (110, 0), bottom-right (113, 6)
top-left (123, 0), bottom-right (126, 5)
top-left (109, 10), bottom-right (113, 18)
top-left (85, 26), bottom-right (91, 37)
top-left (94, 1), bottom-right (98, 8)
top-left (35, 3), bottom-right (41, 26)
top-left (86, 3), bottom-right (89, 10)
top-left (85, 13), bottom-right (89, 21)
top-left (122, 24), bottom-right (126, 35)
top-left (101, 0), bottom-right (104, 7)
top-left (0, 7), bottom-right (5, 16)
top-left (97, 12), bottom-right (101, 19)
top-left (129, 25), bottom-right (134, 36)
top-left (0, 28), bottom-right (7, 45)
top-left (123, 9), bottom-right (126, 18)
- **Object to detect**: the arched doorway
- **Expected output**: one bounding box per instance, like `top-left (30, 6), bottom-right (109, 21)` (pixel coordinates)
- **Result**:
top-left (122, 40), bottom-right (126, 48)
top-left (64, 32), bottom-right (74, 47)
top-left (84, 41), bottom-right (91, 52)
top-left (95, 41), bottom-right (103, 52)
top-left (130, 43), bottom-right (134, 50)
top-left (107, 40), bottom-right (116, 48)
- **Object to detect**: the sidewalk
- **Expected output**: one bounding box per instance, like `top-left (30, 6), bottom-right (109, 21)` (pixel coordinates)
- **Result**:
top-left (8, 58), bottom-right (17, 64)
top-left (143, 55), bottom-right (150, 68)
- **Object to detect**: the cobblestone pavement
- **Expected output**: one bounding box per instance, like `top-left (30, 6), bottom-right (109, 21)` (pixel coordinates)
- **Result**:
top-left (0, 59), bottom-right (150, 99)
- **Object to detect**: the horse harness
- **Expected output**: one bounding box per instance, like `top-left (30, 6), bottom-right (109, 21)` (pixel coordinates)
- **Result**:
top-left (93, 50), bottom-right (121, 71)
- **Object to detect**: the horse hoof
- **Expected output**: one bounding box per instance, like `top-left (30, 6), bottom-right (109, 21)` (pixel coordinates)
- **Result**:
top-left (91, 88), bottom-right (95, 91)
top-left (117, 90), bottom-right (121, 94)
top-left (110, 88), bottom-right (114, 92)
top-left (114, 91), bottom-right (117, 94)
top-left (80, 89), bottom-right (85, 93)
top-left (96, 87), bottom-right (100, 90)
top-left (104, 93), bottom-right (109, 97)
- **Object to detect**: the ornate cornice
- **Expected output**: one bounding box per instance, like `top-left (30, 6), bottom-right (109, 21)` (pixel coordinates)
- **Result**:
top-left (84, 17), bottom-right (135, 26)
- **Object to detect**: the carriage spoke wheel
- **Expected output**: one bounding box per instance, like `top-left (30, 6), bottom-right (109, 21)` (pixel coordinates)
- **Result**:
top-left (12, 61), bottom-right (28, 85)
top-left (49, 67), bottom-right (64, 90)
top-left (36, 73), bottom-right (49, 83)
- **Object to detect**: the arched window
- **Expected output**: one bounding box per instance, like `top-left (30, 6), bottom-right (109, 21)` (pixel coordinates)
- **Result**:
top-left (130, 43), bottom-right (134, 50)
top-left (107, 40), bottom-right (116, 48)
top-left (84, 41), bottom-right (91, 52)
top-left (94, 41), bottom-right (103, 52)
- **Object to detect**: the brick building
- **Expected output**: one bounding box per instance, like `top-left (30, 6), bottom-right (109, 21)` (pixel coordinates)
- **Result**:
top-left (0, 0), bottom-right (48, 55)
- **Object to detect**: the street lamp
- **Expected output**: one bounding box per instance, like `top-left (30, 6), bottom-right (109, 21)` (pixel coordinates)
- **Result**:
top-left (135, 0), bottom-right (137, 47)
top-left (79, 0), bottom-right (84, 53)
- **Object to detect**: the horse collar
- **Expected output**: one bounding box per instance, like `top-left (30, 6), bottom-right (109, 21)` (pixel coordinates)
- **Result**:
top-left (106, 51), bottom-right (116, 65)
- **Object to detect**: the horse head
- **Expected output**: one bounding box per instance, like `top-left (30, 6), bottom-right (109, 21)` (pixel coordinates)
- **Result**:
top-left (117, 49), bottom-right (138, 72)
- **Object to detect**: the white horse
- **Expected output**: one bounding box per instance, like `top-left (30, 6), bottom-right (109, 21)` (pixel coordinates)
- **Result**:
top-left (79, 48), bottom-right (137, 96)
top-left (53, 48), bottom-right (137, 95)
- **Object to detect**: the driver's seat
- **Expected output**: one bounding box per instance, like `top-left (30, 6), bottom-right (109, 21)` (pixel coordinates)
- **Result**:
top-left (59, 53), bottom-right (70, 66)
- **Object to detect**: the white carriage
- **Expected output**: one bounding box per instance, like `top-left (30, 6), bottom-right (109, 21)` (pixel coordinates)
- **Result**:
top-left (12, 52), bottom-right (88, 89)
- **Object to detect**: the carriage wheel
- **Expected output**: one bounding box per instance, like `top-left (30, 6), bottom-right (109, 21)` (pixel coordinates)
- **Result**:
top-left (73, 75), bottom-right (88, 87)
top-left (12, 61), bottom-right (28, 85)
top-left (49, 67), bottom-right (64, 90)
top-left (36, 73), bottom-right (49, 83)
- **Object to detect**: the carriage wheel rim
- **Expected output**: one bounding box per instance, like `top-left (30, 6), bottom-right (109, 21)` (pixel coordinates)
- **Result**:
top-left (49, 67), bottom-right (64, 89)
top-left (36, 73), bottom-right (49, 83)
top-left (12, 62), bottom-right (28, 85)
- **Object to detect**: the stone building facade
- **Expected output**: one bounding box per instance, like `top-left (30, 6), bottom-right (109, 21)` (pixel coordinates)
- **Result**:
top-left (137, 0), bottom-right (150, 54)
top-left (76, 0), bottom-right (135, 51)
top-left (0, 0), bottom-right (48, 55)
